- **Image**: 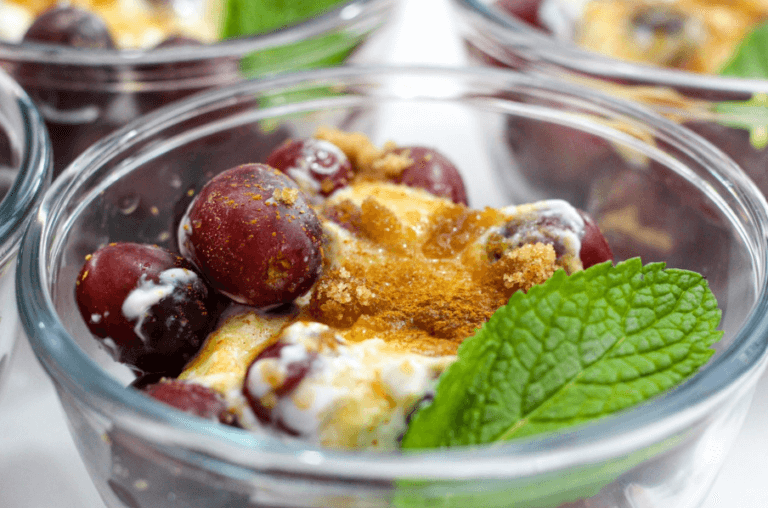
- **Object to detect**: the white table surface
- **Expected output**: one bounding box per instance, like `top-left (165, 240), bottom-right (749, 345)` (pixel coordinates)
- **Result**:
top-left (1, 0), bottom-right (767, 506)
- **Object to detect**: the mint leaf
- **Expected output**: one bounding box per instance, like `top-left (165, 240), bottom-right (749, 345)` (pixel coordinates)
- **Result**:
top-left (715, 21), bottom-right (768, 149)
top-left (220, 0), bottom-right (347, 40)
top-left (401, 259), bottom-right (722, 449)
top-left (719, 21), bottom-right (768, 78)
top-left (219, 0), bottom-right (360, 91)
top-left (238, 32), bottom-right (360, 78)
top-left (713, 93), bottom-right (768, 150)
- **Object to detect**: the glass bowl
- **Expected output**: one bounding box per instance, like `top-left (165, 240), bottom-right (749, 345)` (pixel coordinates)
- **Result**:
top-left (16, 65), bottom-right (768, 508)
top-left (0, 68), bottom-right (51, 393)
top-left (0, 0), bottom-right (397, 175)
top-left (451, 0), bottom-right (768, 201)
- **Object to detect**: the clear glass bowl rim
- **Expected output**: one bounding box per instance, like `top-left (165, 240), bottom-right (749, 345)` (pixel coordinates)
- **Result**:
top-left (455, 0), bottom-right (768, 95)
top-left (0, 68), bottom-right (51, 261)
top-left (17, 64), bottom-right (768, 481)
top-left (0, 0), bottom-right (395, 66)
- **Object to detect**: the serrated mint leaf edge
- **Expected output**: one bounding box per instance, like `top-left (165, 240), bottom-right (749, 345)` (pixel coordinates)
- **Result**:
top-left (401, 259), bottom-right (722, 450)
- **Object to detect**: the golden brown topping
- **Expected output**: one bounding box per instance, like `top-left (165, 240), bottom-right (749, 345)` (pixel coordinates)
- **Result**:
top-left (314, 126), bottom-right (412, 181)
top-left (323, 199), bottom-right (364, 233)
top-left (310, 267), bottom-right (370, 328)
top-left (481, 242), bottom-right (558, 296)
top-left (272, 187), bottom-right (299, 206)
top-left (359, 196), bottom-right (413, 251)
top-left (370, 151), bottom-right (413, 179)
top-left (300, 182), bottom-right (567, 356)
top-left (422, 204), bottom-right (502, 259)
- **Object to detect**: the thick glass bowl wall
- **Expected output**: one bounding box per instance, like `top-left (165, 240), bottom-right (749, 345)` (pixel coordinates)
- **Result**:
top-left (452, 0), bottom-right (768, 201)
top-left (17, 66), bottom-right (768, 508)
top-left (0, 68), bottom-right (51, 393)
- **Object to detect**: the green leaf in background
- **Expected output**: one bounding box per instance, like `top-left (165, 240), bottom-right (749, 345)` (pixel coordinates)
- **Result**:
top-left (238, 32), bottom-right (360, 78)
top-left (220, 0), bottom-right (348, 40)
top-left (218, 0), bottom-right (363, 120)
top-left (217, 0), bottom-right (366, 132)
top-left (713, 93), bottom-right (768, 150)
top-left (401, 259), bottom-right (722, 449)
top-left (716, 21), bottom-right (768, 149)
top-left (719, 21), bottom-right (768, 79)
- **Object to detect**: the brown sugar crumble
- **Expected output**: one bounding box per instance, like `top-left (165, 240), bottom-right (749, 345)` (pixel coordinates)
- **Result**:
top-left (314, 125), bottom-right (413, 181)
top-left (272, 187), bottom-right (299, 206)
top-left (309, 179), bottom-right (561, 357)
top-left (295, 128), bottom-right (566, 357)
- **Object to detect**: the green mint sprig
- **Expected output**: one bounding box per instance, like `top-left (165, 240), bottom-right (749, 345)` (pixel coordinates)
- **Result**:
top-left (220, 0), bottom-right (348, 40)
top-left (218, 0), bottom-right (360, 101)
top-left (401, 259), bottom-right (722, 449)
top-left (715, 21), bottom-right (768, 149)
top-left (719, 21), bottom-right (768, 79)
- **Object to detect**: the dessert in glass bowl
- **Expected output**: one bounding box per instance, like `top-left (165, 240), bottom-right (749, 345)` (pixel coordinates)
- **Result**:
top-left (17, 66), bottom-right (768, 508)
top-left (75, 125), bottom-right (620, 451)
top-left (0, 0), bottom-right (219, 48)
top-left (452, 0), bottom-right (768, 198)
top-left (0, 0), bottom-right (396, 174)
top-left (514, 0), bottom-right (768, 74)
top-left (0, 0), bottom-right (359, 49)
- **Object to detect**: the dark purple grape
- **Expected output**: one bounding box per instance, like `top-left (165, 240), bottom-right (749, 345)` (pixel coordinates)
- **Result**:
top-left (496, 205), bottom-right (612, 269)
top-left (392, 146), bottom-right (468, 205)
top-left (18, 6), bottom-right (120, 175)
top-left (135, 36), bottom-right (240, 115)
top-left (242, 340), bottom-right (316, 435)
top-left (143, 379), bottom-right (227, 421)
top-left (178, 164), bottom-right (324, 308)
top-left (154, 35), bottom-right (203, 48)
top-left (631, 6), bottom-right (687, 38)
top-left (23, 5), bottom-right (115, 49)
top-left (170, 124), bottom-right (293, 254)
top-left (504, 116), bottom-right (628, 204)
top-left (495, 0), bottom-right (549, 30)
top-left (75, 242), bottom-right (219, 374)
top-left (266, 138), bottom-right (354, 197)
top-left (577, 210), bottom-right (613, 268)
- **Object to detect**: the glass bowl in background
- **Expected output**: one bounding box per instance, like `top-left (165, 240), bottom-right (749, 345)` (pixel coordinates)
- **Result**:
top-left (0, 68), bottom-right (51, 394)
top-left (0, 0), bottom-right (397, 175)
top-left (16, 65), bottom-right (768, 508)
top-left (450, 0), bottom-right (768, 199)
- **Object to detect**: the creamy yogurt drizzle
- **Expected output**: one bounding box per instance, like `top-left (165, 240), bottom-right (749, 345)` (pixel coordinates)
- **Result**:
top-left (285, 139), bottom-right (347, 195)
top-left (122, 268), bottom-right (199, 343)
top-left (244, 322), bottom-right (454, 450)
top-left (503, 198), bottom-right (585, 253)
